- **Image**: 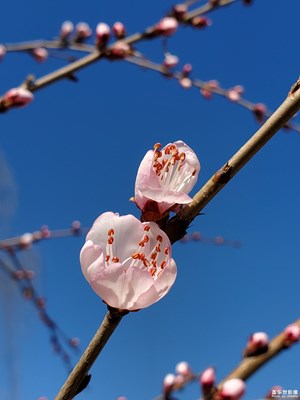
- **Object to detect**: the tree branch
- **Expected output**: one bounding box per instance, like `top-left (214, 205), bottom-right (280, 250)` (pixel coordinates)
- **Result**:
top-left (166, 77), bottom-right (300, 243)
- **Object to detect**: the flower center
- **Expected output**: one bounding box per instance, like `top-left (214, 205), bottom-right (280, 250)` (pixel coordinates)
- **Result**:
top-left (130, 225), bottom-right (169, 278)
top-left (152, 143), bottom-right (196, 192)
top-left (104, 225), bottom-right (169, 278)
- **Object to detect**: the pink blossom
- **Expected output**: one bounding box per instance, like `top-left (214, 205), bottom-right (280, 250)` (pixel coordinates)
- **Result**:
top-left (32, 47), bottom-right (48, 63)
top-left (243, 331), bottom-right (269, 356)
top-left (96, 23), bottom-right (111, 46)
top-left (3, 88), bottom-right (33, 108)
top-left (60, 21), bottom-right (74, 38)
top-left (0, 44), bottom-right (7, 60)
top-left (200, 80), bottom-right (220, 99)
top-left (179, 77), bottom-right (192, 89)
top-left (163, 53), bottom-right (179, 69)
top-left (191, 16), bottom-right (212, 28)
top-left (220, 378), bottom-right (246, 400)
top-left (134, 141), bottom-right (200, 218)
top-left (200, 367), bottom-right (215, 393)
top-left (253, 103), bottom-right (266, 123)
top-left (108, 41), bottom-right (131, 59)
top-left (155, 17), bottom-right (178, 36)
top-left (173, 4), bottom-right (188, 20)
top-left (175, 361), bottom-right (192, 377)
top-left (80, 212), bottom-right (177, 311)
top-left (163, 373), bottom-right (176, 393)
top-left (283, 323), bottom-right (300, 345)
top-left (113, 21), bottom-right (126, 38)
top-left (75, 22), bottom-right (92, 39)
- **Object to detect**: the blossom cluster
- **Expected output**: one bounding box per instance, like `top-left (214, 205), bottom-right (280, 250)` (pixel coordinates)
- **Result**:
top-left (80, 141), bottom-right (200, 311)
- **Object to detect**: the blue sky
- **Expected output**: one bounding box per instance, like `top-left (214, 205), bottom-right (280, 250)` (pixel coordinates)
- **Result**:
top-left (0, 1), bottom-right (300, 399)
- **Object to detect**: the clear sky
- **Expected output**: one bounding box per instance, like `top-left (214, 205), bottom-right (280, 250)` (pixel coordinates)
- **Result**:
top-left (0, 1), bottom-right (300, 400)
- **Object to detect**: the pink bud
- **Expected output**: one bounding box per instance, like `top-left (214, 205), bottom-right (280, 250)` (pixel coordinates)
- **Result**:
top-left (182, 63), bottom-right (192, 75)
top-left (191, 231), bottom-right (202, 241)
top-left (24, 270), bottom-right (35, 279)
top-left (244, 332), bottom-right (269, 356)
top-left (32, 47), bottom-right (48, 63)
top-left (226, 85), bottom-right (244, 102)
top-left (163, 53), bottom-right (179, 68)
top-left (220, 379), bottom-right (246, 400)
top-left (19, 232), bottom-right (34, 249)
top-left (175, 361), bottom-right (192, 377)
top-left (253, 103), bottom-right (266, 123)
top-left (163, 373), bottom-right (176, 393)
top-left (40, 225), bottom-right (51, 238)
top-left (3, 88), bottom-right (33, 108)
top-left (155, 17), bottom-right (178, 36)
top-left (191, 16), bottom-right (212, 28)
top-left (112, 21), bottom-right (126, 38)
top-left (215, 235), bottom-right (225, 245)
top-left (173, 4), bottom-right (188, 20)
top-left (116, 397), bottom-right (127, 400)
top-left (69, 337), bottom-right (80, 347)
top-left (283, 324), bottom-right (300, 345)
top-left (71, 220), bottom-right (81, 233)
top-left (200, 80), bottom-right (220, 99)
top-left (60, 21), bottom-right (74, 38)
top-left (109, 41), bottom-right (131, 59)
top-left (200, 367), bottom-right (215, 394)
top-left (179, 77), bottom-right (192, 89)
top-left (96, 23), bottom-right (111, 47)
top-left (75, 22), bottom-right (92, 39)
top-left (0, 44), bottom-right (6, 60)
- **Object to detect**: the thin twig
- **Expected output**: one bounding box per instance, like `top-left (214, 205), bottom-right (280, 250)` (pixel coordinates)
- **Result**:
top-left (166, 77), bottom-right (300, 243)
top-left (218, 318), bottom-right (300, 385)
top-left (0, 0), bottom-right (241, 97)
top-left (54, 308), bottom-right (128, 400)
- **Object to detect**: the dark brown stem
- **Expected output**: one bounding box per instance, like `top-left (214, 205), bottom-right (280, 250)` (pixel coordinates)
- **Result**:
top-left (166, 78), bottom-right (300, 243)
top-left (54, 308), bottom-right (128, 400)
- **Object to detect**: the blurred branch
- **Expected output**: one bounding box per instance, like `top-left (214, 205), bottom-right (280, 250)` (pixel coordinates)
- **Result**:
top-left (126, 54), bottom-right (300, 134)
top-left (166, 77), bottom-right (300, 243)
top-left (218, 318), bottom-right (300, 384)
top-left (54, 308), bottom-right (128, 400)
top-left (0, 0), bottom-right (243, 103)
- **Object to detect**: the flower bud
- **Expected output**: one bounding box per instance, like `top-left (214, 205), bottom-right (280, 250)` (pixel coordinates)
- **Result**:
top-left (173, 4), bottom-right (188, 20)
top-left (108, 41), bottom-right (131, 59)
top-left (112, 21), bottom-right (126, 38)
top-left (220, 379), bottom-right (246, 400)
top-left (19, 232), bottom-right (34, 249)
top-left (155, 17), bottom-right (178, 36)
top-left (71, 220), bottom-right (81, 234)
top-left (283, 324), bottom-right (300, 345)
top-left (0, 44), bottom-right (7, 60)
top-left (96, 23), bottom-right (111, 47)
top-left (200, 80), bottom-right (219, 99)
top-left (182, 63), bottom-right (192, 76)
top-left (163, 53), bottom-right (179, 68)
top-left (175, 361), bottom-right (192, 377)
top-left (163, 373), bottom-right (176, 393)
top-left (191, 16), bottom-right (212, 28)
top-left (200, 367), bottom-right (215, 394)
top-left (32, 47), bottom-right (48, 63)
top-left (75, 22), bottom-right (92, 40)
top-left (179, 77), bottom-right (192, 89)
top-left (60, 21), bottom-right (74, 38)
top-left (253, 103), bottom-right (266, 123)
top-left (243, 332), bottom-right (269, 357)
top-left (3, 88), bottom-right (33, 108)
